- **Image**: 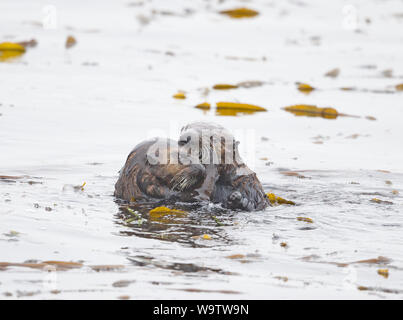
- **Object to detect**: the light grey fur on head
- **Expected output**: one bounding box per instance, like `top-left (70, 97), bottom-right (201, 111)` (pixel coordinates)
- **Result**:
top-left (179, 122), bottom-right (243, 165)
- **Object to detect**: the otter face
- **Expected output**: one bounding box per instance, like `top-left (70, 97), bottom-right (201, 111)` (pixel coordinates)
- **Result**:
top-left (178, 122), bottom-right (243, 166)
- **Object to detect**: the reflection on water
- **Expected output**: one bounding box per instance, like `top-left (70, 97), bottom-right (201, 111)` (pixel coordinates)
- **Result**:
top-left (1, 166), bottom-right (403, 299)
top-left (128, 255), bottom-right (236, 275)
top-left (115, 202), bottom-right (236, 247)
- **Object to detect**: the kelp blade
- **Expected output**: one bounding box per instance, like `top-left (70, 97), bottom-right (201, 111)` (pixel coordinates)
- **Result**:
top-left (216, 102), bottom-right (267, 112)
top-left (284, 105), bottom-right (338, 119)
top-left (213, 84), bottom-right (238, 90)
top-left (0, 42), bottom-right (26, 62)
top-left (220, 8), bottom-right (259, 19)
top-left (195, 102), bottom-right (211, 110)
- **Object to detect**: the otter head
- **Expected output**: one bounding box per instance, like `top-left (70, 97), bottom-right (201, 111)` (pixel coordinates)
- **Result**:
top-left (178, 122), bottom-right (243, 167)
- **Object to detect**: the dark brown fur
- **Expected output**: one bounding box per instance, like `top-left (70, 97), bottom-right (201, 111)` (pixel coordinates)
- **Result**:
top-left (114, 138), bottom-right (206, 202)
top-left (178, 122), bottom-right (269, 211)
top-left (115, 123), bottom-right (269, 211)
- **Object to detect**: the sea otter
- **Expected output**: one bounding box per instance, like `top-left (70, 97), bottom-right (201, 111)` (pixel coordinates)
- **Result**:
top-left (114, 122), bottom-right (269, 211)
top-left (178, 122), bottom-right (269, 211)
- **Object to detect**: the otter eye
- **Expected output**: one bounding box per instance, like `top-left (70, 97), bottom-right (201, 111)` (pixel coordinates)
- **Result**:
top-left (178, 136), bottom-right (191, 146)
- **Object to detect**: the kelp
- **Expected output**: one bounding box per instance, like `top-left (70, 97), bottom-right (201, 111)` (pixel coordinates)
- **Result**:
top-left (211, 215), bottom-right (223, 226)
top-left (267, 193), bottom-right (295, 205)
top-left (216, 109), bottom-right (259, 116)
top-left (219, 8), bottom-right (259, 19)
top-left (226, 254), bottom-right (245, 259)
top-left (173, 91), bottom-right (186, 99)
top-left (0, 42), bottom-right (26, 62)
top-left (377, 269), bottom-right (389, 278)
top-left (148, 206), bottom-right (187, 222)
top-left (297, 217), bottom-right (313, 223)
top-left (297, 83), bottom-right (315, 93)
top-left (65, 35), bottom-right (77, 49)
top-left (370, 198), bottom-right (393, 205)
top-left (283, 104), bottom-right (339, 119)
top-left (213, 84), bottom-right (238, 90)
top-left (280, 171), bottom-right (308, 179)
top-left (125, 207), bottom-right (145, 225)
top-left (216, 102), bottom-right (266, 112)
top-left (324, 68), bottom-right (340, 78)
top-left (195, 102), bottom-right (211, 110)
top-left (195, 101), bottom-right (266, 116)
top-left (0, 42), bottom-right (25, 52)
top-left (0, 260), bottom-right (83, 271)
top-left (149, 206), bottom-right (185, 214)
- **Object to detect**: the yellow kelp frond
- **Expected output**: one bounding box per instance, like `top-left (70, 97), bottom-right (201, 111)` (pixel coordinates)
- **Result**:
top-left (219, 8), bottom-right (259, 19)
top-left (266, 193), bottom-right (296, 205)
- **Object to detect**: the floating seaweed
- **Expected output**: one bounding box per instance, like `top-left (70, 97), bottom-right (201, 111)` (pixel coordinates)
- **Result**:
top-left (280, 171), bottom-right (308, 179)
top-left (215, 109), bottom-right (259, 116)
top-left (216, 102), bottom-right (266, 112)
top-left (212, 84), bottom-right (238, 90)
top-left (148, 206), bottom-right (187, 222)
top-left (219, 8), bottom-right (259, 19)
top-left (324, 68), bottom-right (340, 78)
top-left (297, 83), bottom-right (315, 93)
top-left (173, 91), bottom-right (186, 99)
top-left (0, 42), bottom-right (26, 62)
top-left (125, 207), bottom-right (145, 224)
top-left (149, 206), bottom-right (185, 214)
top-left (226, 254), bottom-right (245, 259)
top-left (297, 217), bottom-right (314, 223)
top-left (17, 39), bottom-right (37, 48)
top-left (0, 260), bottom-right (83, 271)
top-left (0, 42), bottom-right (26, 52)
top-left (65, 35), bottom-right (77, 49)
top-left (283, 104), bottom-right (339, 119)
top-left (370, 198), bottom-right (393, 205)
top-left (377, 269), bottom-right (389, 278)
top-left (213, 102), bottom-right (267, 116)
top-left (195, 102), bottom-right (211, 110)
top-left (267, 193), bottom-right (296, 205)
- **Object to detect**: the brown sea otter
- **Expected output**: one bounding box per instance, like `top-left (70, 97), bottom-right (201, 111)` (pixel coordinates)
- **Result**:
top-left (114, 138), bottom-right (207, 203)
top-left (178, 122), bottom-right (269, 211)
top-left (114, 122), bottom-right (269, 211)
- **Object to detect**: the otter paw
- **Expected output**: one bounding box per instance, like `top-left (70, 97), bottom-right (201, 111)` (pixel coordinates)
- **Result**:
top-left (229, 191), bottom-right (242, 202)
top-left (228, 191), bottom-right (254, 210)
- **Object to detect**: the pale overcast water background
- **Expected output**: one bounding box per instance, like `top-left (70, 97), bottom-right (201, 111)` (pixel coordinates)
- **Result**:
top-left (1, 0), bottom-right (403, 299)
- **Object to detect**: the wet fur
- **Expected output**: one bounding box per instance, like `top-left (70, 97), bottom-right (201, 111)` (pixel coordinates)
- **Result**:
top-left (115, 123), bottom-right (269, 211)
top-left (212, 164), bottom-right (269, 211)
top-left (114, 138), bottom-right (206, 202)
top-left (179, 122), bottom-right (269, 211)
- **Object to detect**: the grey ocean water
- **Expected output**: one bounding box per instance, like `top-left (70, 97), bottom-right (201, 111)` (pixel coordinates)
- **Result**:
top-left (1, 0), bottom-right (402, 299)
